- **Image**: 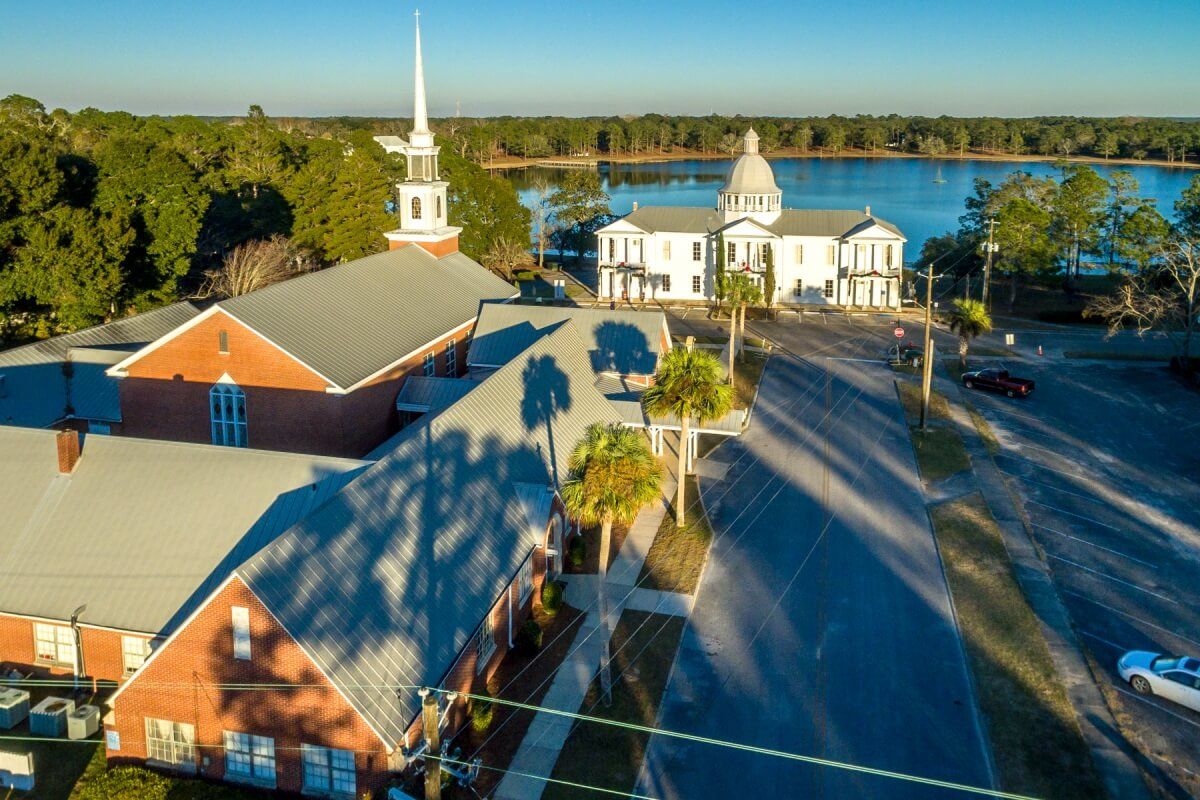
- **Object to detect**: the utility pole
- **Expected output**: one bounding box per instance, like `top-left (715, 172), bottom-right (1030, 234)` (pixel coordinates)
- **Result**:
top-left (919, 267), bottom-right (940, 432)
top-left (981, 218), bottom-right (997, 310)
top-left (421, 689), bottom-right (441, 800)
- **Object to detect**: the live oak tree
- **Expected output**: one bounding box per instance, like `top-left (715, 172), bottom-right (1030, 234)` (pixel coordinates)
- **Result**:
top-left (547, 170), bottom-right (610, 265)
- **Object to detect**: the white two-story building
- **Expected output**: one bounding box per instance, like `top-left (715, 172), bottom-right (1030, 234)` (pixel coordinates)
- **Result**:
top-left (596, 129), bottom-right (907, 309)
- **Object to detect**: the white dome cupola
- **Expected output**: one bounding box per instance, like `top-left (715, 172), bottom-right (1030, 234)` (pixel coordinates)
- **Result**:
top-left (718, 128), bottom-right (782, 224)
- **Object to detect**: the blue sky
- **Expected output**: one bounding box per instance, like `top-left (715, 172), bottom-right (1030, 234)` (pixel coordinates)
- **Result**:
top-left (3, 0), bottom-right (1198, 118)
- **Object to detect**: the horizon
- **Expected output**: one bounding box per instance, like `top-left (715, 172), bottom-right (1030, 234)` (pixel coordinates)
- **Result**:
top-left (3, 0), bottom-right (1199, 119)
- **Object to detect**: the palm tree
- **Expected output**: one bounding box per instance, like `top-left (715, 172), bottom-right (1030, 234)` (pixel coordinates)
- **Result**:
top-left (945, 298), bottom-right (993, 368)
top-left (642, 346), bottom-right (733, 528)
top-left (560, 423), bottom-right (662, 705)
top-left (723, 273), bottom-right (763, 389)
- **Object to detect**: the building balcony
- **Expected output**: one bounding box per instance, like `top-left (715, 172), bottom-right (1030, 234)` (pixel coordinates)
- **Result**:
top-left (846, 267), bottom-right (901, 278)
top-left (599, 261), bottom-right (647, 272)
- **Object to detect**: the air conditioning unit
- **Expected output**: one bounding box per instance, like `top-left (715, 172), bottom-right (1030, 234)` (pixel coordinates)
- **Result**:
top-left (29, 697), bottom-right (74, 737)
top-left (0, 689), bottom-right (29, 729)
top-left (67, 705), bottom-right (99, 740)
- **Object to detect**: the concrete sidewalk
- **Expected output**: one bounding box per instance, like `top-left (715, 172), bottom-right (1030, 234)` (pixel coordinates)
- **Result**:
top-left (494, 477), bottom-right (690, 800)
top-left (934, 363), bottom-right (1154, 800)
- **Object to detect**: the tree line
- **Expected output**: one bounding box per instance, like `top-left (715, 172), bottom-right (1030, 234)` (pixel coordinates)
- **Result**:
top-left (399, 114), bottom-right (1200, 165)
top-left (0, 95), bottom-right (530, 340)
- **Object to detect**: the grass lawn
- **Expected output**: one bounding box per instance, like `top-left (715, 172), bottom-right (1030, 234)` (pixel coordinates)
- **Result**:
top-left (458, 602), bottom-right (587, 799)
top-left (731, 352), bottom-right (767, 410)
top-left (929, 494), bottom-right (1104, 800)
top-left (544, 611), bottom-right (686, 800)
top-left (896, 380), bottom-right (950, 420)
top-left (909, 426), bottom-right (971, 481)
top-left (964, 402), bottom-right (1001, 456)
top-left (637, 477), bottom-right (713, 595)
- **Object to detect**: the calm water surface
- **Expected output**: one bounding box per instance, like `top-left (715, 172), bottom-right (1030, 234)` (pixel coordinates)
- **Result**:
top-left (503, 158), bottom-right (1196, 254)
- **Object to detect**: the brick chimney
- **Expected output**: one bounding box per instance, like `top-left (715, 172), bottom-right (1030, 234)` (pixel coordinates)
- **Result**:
top-left (56, 429), bottom-right (81, 474)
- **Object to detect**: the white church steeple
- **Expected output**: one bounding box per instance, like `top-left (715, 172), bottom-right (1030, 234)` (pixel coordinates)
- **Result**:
top-left (377, 10), bottom-right (462, 256)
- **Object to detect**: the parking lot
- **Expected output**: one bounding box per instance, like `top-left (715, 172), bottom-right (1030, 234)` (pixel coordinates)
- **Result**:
top-left (965, 359), bottom-right (1200, 797)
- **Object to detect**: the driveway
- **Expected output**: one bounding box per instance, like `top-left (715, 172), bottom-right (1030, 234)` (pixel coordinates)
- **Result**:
top-left (637, 340), bottom-right (994, 799)
top-left (965, 359), bottom-right (1200, 797)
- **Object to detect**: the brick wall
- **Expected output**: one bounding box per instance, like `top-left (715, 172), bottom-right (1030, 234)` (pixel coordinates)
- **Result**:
top-left (387, 236), bottom-right (459, 258)
top-left (107, 576), bottom-right (390, 798)
top-left (117, 310), bottom-right (475, 458)
top-left (0, 612), bottom-right (152, 684)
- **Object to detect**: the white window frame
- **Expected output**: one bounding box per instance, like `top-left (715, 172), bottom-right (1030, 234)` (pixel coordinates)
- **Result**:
top-left (445, 339), bottom-right (457, 375)
top-left (232, 606), bottom-right (251, 660)
top-left (423, 352), bottom-right (436, 377)
top-left (209, 383), bottom-right (247, 448)
top-left (692, 275), bottom-right (702, 294)
top-left (827, 244), bottom-right (837, 265)
top-left (34, 622), bottom-right (75, 668)
top-left (302, 743), bottom-right (356, 797)
top-left (518, 557), bottom-right (534, 604)
top-left (662, 240), bottom-right (671, 260)
top-left (661, 274), bottom-right (671, 293)
top-left (794, 244), bottom-right (803, 263)
top-left (793, 279), bottom-right (803, 298)
top-left (224, 731), bottom-right (276, 786)
top-left (475, 608), bottom-right (496, 670)
top-left (727, 241), bottom-right (736, 263)
top-left (145, 718), bottom-right (195, 768)
top-left (411, 196), bottom-right (422, 220)
top-left (122, 635), bottom-right (151, 675)
top-left (692, 241), bottom-right (702, 261)
top-left (823, 279), bottom-right (835, 299)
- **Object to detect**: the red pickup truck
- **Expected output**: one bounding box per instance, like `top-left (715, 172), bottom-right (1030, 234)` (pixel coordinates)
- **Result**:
top-left (962, 367), bottom-right (1035, 398)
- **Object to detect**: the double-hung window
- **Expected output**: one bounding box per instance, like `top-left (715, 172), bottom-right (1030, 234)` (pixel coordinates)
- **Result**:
top-left (34, 623), bottom-right (74, 668)
top-left (794, 244), bottom-right (804, 263)
top-left (727, 241), bottom-right (736, 263)
top-left (823, 279), bottom-right (835, 299)
top-left (302, 744), bottom-right (356, 797)
top-left (224, 731), bottom-right (276, 786)
top-left (209, 383), bottom-right (247, 448)
top-left (760, 243), bottom-right (770, 263)
top-left (518, 558), bottom-right (534, 603)
top-left (692, 275), bottom-right (702, 294)
top-left (662, 240), bottom-right (671, 260)
top-left (793, 279), bottom-right (804, 298)
top-left (661, 274), bottom-right (672, 292)
top-left (446, 339), bottom-right (457, 375)
top-left (145, 718), bottom-right (195, 768)
top-left (122, 636), bottom-right (151, 675)
top-left (826, 244), bottom-right (837, 265)
top-left (423, 352), bottom-right (436, 377)
top-left (476, 609), bottom-right (496, 668)
top-left (692, 241), bottom-right (702, 261)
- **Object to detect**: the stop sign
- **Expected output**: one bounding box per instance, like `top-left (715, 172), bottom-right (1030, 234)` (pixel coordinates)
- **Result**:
top-left (894, 327), bottom-right (904, 338)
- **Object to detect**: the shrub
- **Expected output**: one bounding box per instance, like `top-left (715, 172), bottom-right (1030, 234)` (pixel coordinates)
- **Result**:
top-left (541, 580), bottom-right (563, 616)
top-left (470, 695), bottom-right (494, 733)
top-left (516, 618), bottom-right (543, 654)
top-left (567, 535), bottom-right (586, 568)
top-left (74, 764), bottom-right (261, 799)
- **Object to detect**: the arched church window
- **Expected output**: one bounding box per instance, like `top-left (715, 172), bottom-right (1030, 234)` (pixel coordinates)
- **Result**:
top-left (412, 197), bottom-right (422, 220)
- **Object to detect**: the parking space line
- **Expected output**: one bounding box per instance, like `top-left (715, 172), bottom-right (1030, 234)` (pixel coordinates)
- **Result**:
top-left (969, 402), bottom-right (1043, 424)
top-left (1079, 629), bottom-right (1129, 651)
top-left (1001, 470), bottom-right (1105, 503)
top-left (995, 453), bottom-right (1105, 483)
top-left (1047, 554), bottom-right (1177, 604)
top-left (1115, 686), bottom-right (1200, 731)
top-left (1030, 522), bottom-right (1157, 569)
top-left (1063, 590), bottom-right (1200, 649)
top-left (1027, 499), bottom-right (1122, 531)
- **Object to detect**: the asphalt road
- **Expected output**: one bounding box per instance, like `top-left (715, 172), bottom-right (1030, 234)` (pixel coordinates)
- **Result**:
top-left (637, 325), bottom-right (994, 800)
top-left (963, 360), bottom-right (1200, 798)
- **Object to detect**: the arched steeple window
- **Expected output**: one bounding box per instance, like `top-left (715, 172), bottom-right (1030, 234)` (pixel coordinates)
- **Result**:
top-left (411, 197), bottom-right (422, 220)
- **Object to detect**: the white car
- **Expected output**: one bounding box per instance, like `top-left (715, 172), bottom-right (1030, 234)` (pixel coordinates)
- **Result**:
top-left (1117, 651), bottom-right (1200, 712)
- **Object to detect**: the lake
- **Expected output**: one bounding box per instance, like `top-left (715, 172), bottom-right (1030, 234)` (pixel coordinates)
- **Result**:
top-left (501, 157), bottom-right (1197, 256)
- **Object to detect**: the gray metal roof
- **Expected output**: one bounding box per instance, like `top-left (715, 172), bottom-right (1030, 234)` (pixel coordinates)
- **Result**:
top-left (469, 304), bottom-right (667, 377)
top-left (594, 375), bottom-right (746, 435)
top-left (394, 376), bottom-right (478, 413)
top-left (238, 321), bottom-right (622, 746)
top-left (0, 303), bottom-right (199, 428)
top-left (0, 428), bottom-right (367, 634)
top-left (611, 206), bottom-right (903, 240)
top-left (218, 247), bottom-right (518, 389)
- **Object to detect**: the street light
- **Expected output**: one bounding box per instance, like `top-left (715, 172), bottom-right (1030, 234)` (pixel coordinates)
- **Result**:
top-left (70, 604), bottom-right (87, 691)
